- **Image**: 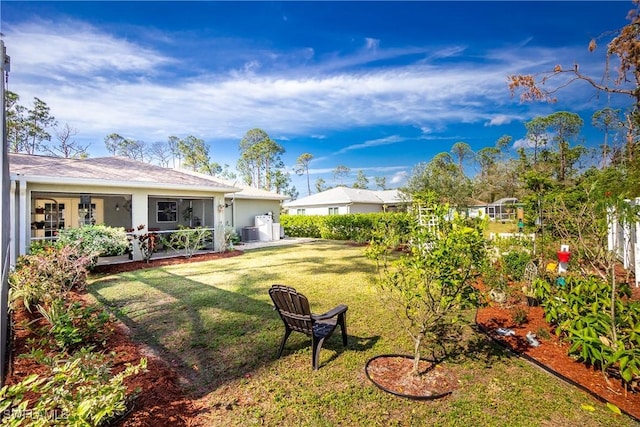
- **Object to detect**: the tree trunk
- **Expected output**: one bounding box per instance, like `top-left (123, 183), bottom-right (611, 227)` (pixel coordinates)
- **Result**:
top-left (412, 336), bottom-right (422, 376)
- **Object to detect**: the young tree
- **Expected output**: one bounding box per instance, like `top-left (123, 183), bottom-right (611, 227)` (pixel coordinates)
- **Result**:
top-left (46, 123), bottom-right (89, 158)
top-left (294, 152), bottom-right (314, 196)
top-left (366, 195), bottom-right (488, 375)
top-left (352, 170), bottom-right (369, 189)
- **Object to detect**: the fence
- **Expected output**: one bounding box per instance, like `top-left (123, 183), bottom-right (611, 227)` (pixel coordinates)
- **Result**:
top-left (607, 198), bottom-right (640, 287)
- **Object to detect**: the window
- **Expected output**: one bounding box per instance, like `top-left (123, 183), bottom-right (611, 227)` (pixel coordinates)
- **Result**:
top-left (157, 201), bottom-right (177, 222)
top-left (328, 207), bottom-right (339, 215)
top-left (296, 209), bottom-right (306, 215)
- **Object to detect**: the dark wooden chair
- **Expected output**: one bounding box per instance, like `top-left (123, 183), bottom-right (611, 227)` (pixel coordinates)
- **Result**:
top-left (269, 284), bottom-right (348, 370)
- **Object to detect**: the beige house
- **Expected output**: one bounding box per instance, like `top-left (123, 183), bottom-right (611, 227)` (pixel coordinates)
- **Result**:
top-left (9, 154), bottom-right (241, 263)
top-left (283, 186), bottom-right (408, 215)
top-left (176, 170), bottom-right (290, 241)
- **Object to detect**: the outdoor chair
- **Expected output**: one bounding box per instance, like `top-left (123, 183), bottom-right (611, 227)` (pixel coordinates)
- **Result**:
top-left (268, 284), bottom-right (348, 370)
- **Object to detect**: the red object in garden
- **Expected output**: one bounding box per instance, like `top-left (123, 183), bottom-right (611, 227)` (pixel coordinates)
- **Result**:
top-left (557, 250), bottom-right (571, 263)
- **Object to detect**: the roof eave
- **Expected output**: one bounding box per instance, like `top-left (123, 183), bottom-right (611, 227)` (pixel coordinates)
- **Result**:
top-left (11, 173), bottom-right (239, 193)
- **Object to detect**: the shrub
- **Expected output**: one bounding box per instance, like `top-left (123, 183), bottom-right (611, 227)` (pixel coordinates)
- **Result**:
top-left (37, 299), bottom-right (113, 352)
top-left (0, 351), bottom-right (147, 426)
top-left (162, 226), bottom-right (211, 258)
top-left (281, 212), bottom-right (411, 243)
top-left (56, 225), bottom-right (130, 258)
top-left (9, 246), bottom-right (92, 311)
top-left (534, 274), bottom-right (640, 390)
top-left (501, 250), bottom-right (533, 281)
top-left (280, 215), bottom-right (322, 238)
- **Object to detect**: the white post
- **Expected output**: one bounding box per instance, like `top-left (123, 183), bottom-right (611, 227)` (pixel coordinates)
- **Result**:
top-left (1, 39), bottom-right (10, 384)
top-left (129, 192), bottom-right (148, 261)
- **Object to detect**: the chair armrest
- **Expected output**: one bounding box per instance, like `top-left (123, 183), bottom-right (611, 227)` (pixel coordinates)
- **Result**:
top-left (312, 304), bottom-right (348, 321)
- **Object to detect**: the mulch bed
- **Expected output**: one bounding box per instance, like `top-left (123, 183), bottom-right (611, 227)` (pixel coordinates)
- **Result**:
top-left (476, 304), bottom-right (640, 422)
top-left (6, 251), bottom-right (247, 426)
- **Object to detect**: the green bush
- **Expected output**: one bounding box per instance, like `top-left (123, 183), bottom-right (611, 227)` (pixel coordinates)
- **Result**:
top-left (0, 351), bottom-right (147, 426)
top-left (534, 275), bottom-right (640, 390)
top-left (9, 246), bottom-right (92, 311)
top-left (37, 299), bottom-right (113, 352)
top-left (281, 212), bottom-right (410, 243)
top-left (280, 215), bottom-right (322, 238)
top-left (56, 225), bottom-right (130, 258)
top-left (501, 250), bottom-right (533, 281)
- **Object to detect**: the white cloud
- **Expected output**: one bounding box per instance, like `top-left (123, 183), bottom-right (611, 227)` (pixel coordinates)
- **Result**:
top-left (390, 171), bottom-right (408, 185)
top-left (484, 114), bottom-right (515, 126)
top-left (4, 19), bottom-right (610, 154)
top-left (334, 135), bottom-right (405, 155)
top-left (365, 37), bottom-right (380, 51)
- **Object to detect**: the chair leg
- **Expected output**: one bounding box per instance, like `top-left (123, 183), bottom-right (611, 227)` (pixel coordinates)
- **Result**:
top-left (277, 327), bottom-right (292, 358)
top-left (338, 313), bottom-right (348, 347)
top-left (312, 335), bottom-right (326, 370)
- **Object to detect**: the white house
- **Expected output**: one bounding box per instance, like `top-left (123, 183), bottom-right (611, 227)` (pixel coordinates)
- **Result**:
top-left (9, 154), bottom-right (241, 263)
top-left (283, 186), bottom-right (408, 215)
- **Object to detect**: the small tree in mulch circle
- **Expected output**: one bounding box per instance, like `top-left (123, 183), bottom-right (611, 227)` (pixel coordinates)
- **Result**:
top-left (366, 194), bottom-right (489, 375)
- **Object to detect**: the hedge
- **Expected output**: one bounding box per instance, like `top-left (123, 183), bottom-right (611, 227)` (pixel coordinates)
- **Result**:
top-left (280, 212), bottom-right (410, 243)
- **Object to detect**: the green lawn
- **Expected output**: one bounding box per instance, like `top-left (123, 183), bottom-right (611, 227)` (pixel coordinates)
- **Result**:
top-left (89, 241), bottom-right (637, 426)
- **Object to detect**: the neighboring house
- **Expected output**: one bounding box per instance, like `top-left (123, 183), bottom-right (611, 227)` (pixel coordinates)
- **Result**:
top-left (462, 199), bottom-right (489, 219)
top-left (9, 154), bottom-right (241, 263)
top-left (177, 170), bottom-right (290, 240)
top-left (283, 186), bottom-right (408, 215)
top-left (487, 197), bottom-right (521, 221)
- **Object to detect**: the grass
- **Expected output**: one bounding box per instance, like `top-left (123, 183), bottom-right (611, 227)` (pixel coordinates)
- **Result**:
top-left (89, 241), bottom-right (638, 426)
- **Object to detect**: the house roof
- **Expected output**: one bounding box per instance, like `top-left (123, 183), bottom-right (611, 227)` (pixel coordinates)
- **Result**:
top-left (176, 169), bottom-right (289, 201)
top-left (9, 154), bottom-right (240, 192)
top-left (284, 186), bottom-right (407, 208)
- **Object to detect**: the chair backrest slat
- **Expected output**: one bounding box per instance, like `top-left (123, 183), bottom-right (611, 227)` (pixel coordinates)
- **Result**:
top-left (270, 285), bottom-right (313, 334)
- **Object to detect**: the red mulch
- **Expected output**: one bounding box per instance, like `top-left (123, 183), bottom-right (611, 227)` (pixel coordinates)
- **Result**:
top-left (366, 355), bottom-right (458, 398)
top-left (6, 251), bottom-right (246, 426)
top-left (476, 303), bottom-right (640, 422)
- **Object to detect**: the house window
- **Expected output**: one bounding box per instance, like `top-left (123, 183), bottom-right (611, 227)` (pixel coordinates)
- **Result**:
top-left (157, 201), bottom-right (177, 222)
top-left (296, 209), bottom-right (306, 215)
top-left (328, 207), bottom-right (339, 215)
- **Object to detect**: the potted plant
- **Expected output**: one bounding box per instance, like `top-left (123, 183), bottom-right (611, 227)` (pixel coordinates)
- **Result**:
top-left (365, 195), bottom-right (488, 399)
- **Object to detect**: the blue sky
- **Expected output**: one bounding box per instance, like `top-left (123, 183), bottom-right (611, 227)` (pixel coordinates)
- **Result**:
top-left (1, 1), bottom-right (634, 195)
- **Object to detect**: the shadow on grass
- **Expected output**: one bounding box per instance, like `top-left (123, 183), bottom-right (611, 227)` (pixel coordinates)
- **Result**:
top-left (90, 269), bottom-right (378, 399)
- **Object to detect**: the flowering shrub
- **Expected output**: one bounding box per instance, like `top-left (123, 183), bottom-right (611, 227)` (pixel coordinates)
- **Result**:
top-left (9, 245), bottom-right (92, 311)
